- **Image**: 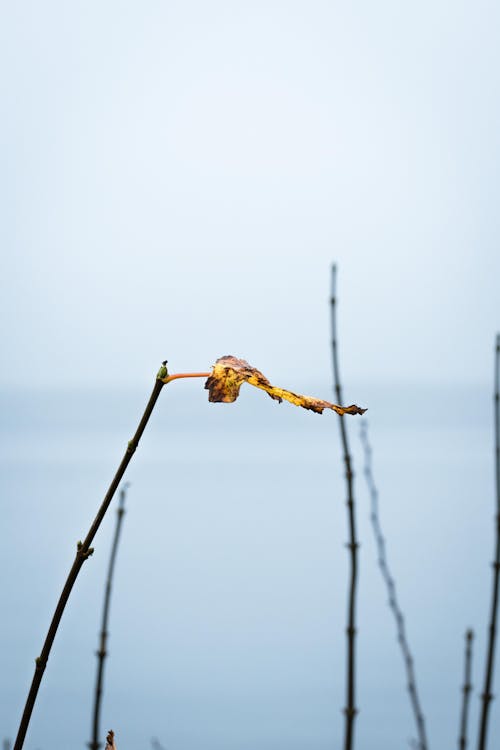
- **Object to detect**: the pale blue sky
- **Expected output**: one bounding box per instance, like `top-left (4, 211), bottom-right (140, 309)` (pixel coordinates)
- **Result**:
top-left (1, 3), bottom-right (500, 750)
top-left (1, 0), bottom-right (499, 389)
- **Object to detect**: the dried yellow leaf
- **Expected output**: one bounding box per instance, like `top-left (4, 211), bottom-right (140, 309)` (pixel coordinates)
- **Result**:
top-left (204, 356), bottom-right (366, 415)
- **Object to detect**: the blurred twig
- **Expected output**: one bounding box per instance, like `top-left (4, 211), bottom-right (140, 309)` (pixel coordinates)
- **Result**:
top-left (459, 629), bottom-right (474, 750)
top-left (330, 264), bottom-right (359, 750)
top-left (89, 484), bottom-right (129, 750)
top-left (360, 420), bottom-right (428, 750)
top-left (477, 334), bottom-right (500, 750)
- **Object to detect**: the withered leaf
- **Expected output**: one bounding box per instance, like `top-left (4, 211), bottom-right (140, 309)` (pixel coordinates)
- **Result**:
top-left (205, 356), bottom-right (366, 416)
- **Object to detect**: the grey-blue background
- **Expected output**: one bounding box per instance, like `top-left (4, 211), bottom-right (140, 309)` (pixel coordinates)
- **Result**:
top-left (1, 382), bottom-right (498, 749)
top-left (1, 1), bottom-right (500, 749)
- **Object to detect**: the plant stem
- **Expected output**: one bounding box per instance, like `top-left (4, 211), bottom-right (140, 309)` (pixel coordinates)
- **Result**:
top-left (459, 629), bottom-right (474, 750)
top-left (360, 420), bottom-right (428, 750)
top-left (477, 334), bottom-right (500, 750)
top-left (163, 372), bottom-right (211, 383)
top-left (330, 264), bottom-right (358, 750)
top-left (89, 483), bottom-right (129, 750)
top-left (13, 366), bottom-right (210, 750)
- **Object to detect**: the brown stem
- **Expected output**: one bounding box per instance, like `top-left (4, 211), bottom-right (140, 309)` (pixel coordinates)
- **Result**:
top-left (360, 420), bottom-right (428, 750)
top-left (89, 484), bottom-right (129, 750)
top-left (459, 629), bottom-right (474, 750)
top-left (330, 264), bottom-right (358, 750)
top-left (477, 334), bottom-right (500, 750)
top-left (13, 370), bottom-right (168, 750)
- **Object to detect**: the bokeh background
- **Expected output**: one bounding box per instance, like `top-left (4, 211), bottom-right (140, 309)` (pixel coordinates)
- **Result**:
top-left (1, 1), bottom-right (500, 749)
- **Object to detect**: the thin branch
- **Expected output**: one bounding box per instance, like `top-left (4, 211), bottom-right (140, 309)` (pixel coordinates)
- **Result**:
top-left (13, 365), bottom-right (209, 750)
top-left (89, 483), bottom-right (130, 750)
top-left (459, 629), bottom-right (474, 750)
top-left (360, 419), bottom-right (428, 750)
top-left (330, 264), bottom-right (359, 750)
top-left (477, 333), bottom-right (500, 750)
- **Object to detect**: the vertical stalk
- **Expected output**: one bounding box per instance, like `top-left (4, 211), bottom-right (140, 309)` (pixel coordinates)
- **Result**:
top-left (459, 629), bottom-right (474, 750)
top-left (330, 264), bottom-right (358, 750)
top-left (477, 334), bottom-right (500, 750)
top-left (360, 420), bottom-right (428, 750)
top-left (89, 483), bottom-right (129, 750)
top-left (13, 370), bottom-right (167, 750)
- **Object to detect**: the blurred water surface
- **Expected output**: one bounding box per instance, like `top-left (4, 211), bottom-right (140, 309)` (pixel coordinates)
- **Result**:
top-left (1, 380), bottom-right (498, 750)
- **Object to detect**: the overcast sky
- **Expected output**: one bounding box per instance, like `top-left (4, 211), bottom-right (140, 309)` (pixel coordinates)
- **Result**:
top-left (1, 0), bottom-right (499, 390)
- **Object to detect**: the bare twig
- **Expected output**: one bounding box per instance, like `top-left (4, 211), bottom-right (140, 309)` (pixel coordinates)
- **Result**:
top-left (89, 484), bottom-right (130, 750)
top-left (459, 629), bottom-right (474, 750)
top-left (477, 333), bottom-right (500, 750)
top-left (330, 264), bottom-right (359, 750)
top-left (13, 363), bottom-right (212, 750)
top-left (360, 419), bottom-right (428, 750)
top-left (14, 351), bottom-right (354, 750)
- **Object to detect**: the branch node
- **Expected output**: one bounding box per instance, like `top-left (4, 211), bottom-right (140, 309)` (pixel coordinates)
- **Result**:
top-left (343, 707), bottom-right (359, 718)
top-left (34, 656), bottom-right (46, 671)
top-left (76, 543), bottom-right (94, 561)
top-left (481, 692), bottom-right (494, 703)
top-left (156, 362), bottom-right (169, 380)
top-left (345, 542), bottom-right (360, 550)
